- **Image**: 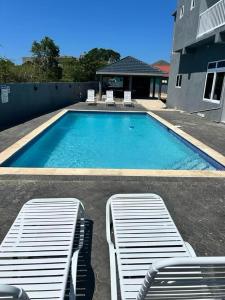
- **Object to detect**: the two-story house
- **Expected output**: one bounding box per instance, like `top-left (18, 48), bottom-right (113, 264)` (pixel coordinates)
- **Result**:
top-left (167, 0), bottom-right (225, 122)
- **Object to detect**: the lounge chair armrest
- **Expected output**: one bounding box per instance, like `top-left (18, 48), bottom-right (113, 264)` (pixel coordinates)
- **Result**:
top-left (106, 200), bottom-right (118, 300)
top-left (138, 257), bottom-right (225, 300)
top-left (70, 251), bottom-right (79, 300)
top-left (77, 203), bottom-right (85, 251)
top-left (70, 202), bottom-right (85, 299)
top-left (184, 241), bottom-right (197, 257)
top-left (0, 285), bottom-right (30, 300)
top-left (152, 257), bottom-right (225, 271)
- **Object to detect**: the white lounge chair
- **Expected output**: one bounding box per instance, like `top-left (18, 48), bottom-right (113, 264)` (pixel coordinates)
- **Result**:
top-left (0, 198), bottom-right (85, 300)
top-left (123, 91), bottom-right (133, 106)
top-left (106, 194), bottom-right (225, 300)
top-left (86, 89), bottom-right (96, 104)
top-left (105, 90), bottom-right (115, 106)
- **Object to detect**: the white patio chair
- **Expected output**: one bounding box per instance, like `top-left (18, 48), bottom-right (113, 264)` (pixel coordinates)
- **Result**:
top-left (0, 198), bottom-right (85, 300)
top-left (106, 193), bottom-right (225, 300)
top-left (123, 91), bottom-right (133, 106)
top-left (105, 90), bottom-right (115, 106)
top-left (86, 89), bottom-right (96, 104)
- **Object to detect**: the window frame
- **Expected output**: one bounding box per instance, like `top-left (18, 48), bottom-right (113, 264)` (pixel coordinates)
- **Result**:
top-left (203, 60), bottom-right (225, 104)
top-left (180, 5), bottom-right (184, 19)
top-left (190, 0), bottom-right (195, 10)
top-left (175, 74), bottom-right (182, 88)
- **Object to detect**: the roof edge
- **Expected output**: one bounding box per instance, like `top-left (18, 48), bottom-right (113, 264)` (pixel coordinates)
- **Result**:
top-left (96, 71), bottom-right (166, 77)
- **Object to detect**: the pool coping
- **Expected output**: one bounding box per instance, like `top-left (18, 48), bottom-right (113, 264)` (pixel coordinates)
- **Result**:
top-left (0, 108), bottom-right (225, 177)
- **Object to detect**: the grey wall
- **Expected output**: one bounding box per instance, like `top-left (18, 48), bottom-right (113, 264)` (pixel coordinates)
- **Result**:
top-left (173, 0), bottom-right (201, 51)
top-left (167, 43), bottom-right (225, 122)
top-left (201, 0), bottom-right (220, 12)
top-left (173, 0), bottom-right (225, 51)
top-left (0, 82), bottom-right (98, 128)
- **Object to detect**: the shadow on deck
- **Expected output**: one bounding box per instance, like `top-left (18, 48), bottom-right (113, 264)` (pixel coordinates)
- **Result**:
top-left (66, 219), bottom-right (95, 299)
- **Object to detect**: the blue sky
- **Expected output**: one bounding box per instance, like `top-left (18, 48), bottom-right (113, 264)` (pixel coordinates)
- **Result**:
top-left (0, 0), bottom-right (176, 64)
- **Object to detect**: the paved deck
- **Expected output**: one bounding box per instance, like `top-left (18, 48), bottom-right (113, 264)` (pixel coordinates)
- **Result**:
top-left (136, 99), bottom-right (167, 110)
top-left (155, 110), bottom-right (225, 156)
top-left (0, 103), bottom-right (225, 300)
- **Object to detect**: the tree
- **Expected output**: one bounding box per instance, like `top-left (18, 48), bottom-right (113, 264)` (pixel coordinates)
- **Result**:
top-left (58, 57), bottom-right (79, 82)
top-left (15, 62), bottom-right (37, 82)
top-left (84, 48), bottom-right (120, 64)
top-left (0, 45), bottom-right (121, 83)
top-left (31, 36), bottom-right (62, 81)
top-left (59, 48), bottom-right (120, 82)
top-left (0, 58), bottom-right (17, 83)
top-left (78, 48), bottom-right (120, 81)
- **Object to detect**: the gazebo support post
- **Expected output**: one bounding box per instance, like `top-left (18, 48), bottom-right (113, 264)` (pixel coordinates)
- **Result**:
top-left (152, 77), bottom-right (156, 99)
top-left (158, 78), bottom-right (162, 100)
top-left (129, 76), bottom-right (133, 93)
top-left (149, 77), bottom-right (152, 98)
top-left (99, 75), bottom-right (102, 101)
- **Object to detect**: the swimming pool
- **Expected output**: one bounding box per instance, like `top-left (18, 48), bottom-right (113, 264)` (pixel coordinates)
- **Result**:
top-left (2, 111), bottom-right (224, 170)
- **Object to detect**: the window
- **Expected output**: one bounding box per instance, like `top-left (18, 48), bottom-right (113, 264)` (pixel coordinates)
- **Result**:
top-left (217, 61), bottom-right (225, 69)
top-left (180, 5), bottom-right (184, 19)
top-left (213, 72), bottom-right (225, 100)
top-left (208, 62), bottom-right (217, 70)
top-left (190, 0), bottom-right (195, 10)
top-left (176, 74), bottom-right (182, 87)
top-left (204, 73), bottom-right (214, 99)
top-left (203, 60), bottom-right (225, 103)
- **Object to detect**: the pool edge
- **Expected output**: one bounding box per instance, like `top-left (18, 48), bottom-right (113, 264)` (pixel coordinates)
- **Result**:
top-left (0, 109), bottom-right (68, 165)
top-left (0, 108), bottom-right (225, 177)
top-left (147, 111), bottom-right (225, 169)
top-left (0, 167), bottom-right (225, 177)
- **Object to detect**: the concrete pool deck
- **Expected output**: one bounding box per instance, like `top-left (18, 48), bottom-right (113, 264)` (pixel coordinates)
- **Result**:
top-left (0, 102), bottom-right (225, 299)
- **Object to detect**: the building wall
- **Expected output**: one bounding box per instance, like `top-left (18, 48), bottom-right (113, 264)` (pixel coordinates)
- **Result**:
top-left (173, 0), bottom-right (225, 51)
top-left (173, 0), bottom-right (201, 51)
top-left (0, 82), bottom-right (98, 127)
top-left (168, 0), bottom-right (225, 122)
top-left (167, 43), bottom-right (225, 122)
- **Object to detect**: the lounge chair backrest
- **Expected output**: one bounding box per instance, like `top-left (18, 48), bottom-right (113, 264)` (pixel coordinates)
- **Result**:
top-left (0, 198), bottom-right (85, 300)
top-left (137, 257), bottom-right (225, 300)
top-left (87, 89), bottom-right (95, 101)
top-left (106, 90), bottom-right (114, 101)
top-left (124, 91), bottom-right (131, 102)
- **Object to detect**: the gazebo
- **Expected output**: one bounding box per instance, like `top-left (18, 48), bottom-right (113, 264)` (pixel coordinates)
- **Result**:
top-left (96, 56), bottom-right (168, 100)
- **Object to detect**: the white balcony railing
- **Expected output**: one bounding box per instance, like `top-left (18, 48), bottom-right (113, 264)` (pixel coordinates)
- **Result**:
top-left (197, 0), bottom-right (225, 37)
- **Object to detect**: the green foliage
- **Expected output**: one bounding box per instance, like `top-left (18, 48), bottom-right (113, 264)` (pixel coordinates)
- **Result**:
top-left (14, 62), bottom-right (38, 82)
top-left (0, 41), bottom-right (121, 83)
top-left (79, 48), bottom-right (120, 81)
top-left (58, 57), bottom-right (80, 82)
top-left (31, 37), bottom-right (62, 81)
top-left (60, 48), bottom-right (120, 82)
top-left (0, 58), bottom-right (17, 83)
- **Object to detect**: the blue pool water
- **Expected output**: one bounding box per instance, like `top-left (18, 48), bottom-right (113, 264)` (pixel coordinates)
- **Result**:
top-left (2, 112), bottom-right (224, 170)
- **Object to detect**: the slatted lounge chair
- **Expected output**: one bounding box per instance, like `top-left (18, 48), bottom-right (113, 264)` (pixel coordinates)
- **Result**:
top-left (123, 91), bottom-right (133, 106)
top-left (86, 89), bottom-right (96, 104)
top-left (106, 193), bottom-right (225, 300)
top-left (105, 90), bottom-right (115, 106)
top-left (0, 198), bottom-right (85, 300)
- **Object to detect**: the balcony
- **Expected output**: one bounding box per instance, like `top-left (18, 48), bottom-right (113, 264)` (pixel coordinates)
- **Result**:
top-left (197, 0), bottom-right (225, 38)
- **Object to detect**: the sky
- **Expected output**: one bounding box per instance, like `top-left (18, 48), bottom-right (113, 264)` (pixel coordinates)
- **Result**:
top-left (0, 0), bottom-right (176, 65)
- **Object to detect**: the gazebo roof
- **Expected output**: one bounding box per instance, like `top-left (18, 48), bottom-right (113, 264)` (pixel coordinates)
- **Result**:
top-left (96, 56), bottom-right (166, 77)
